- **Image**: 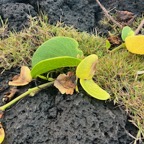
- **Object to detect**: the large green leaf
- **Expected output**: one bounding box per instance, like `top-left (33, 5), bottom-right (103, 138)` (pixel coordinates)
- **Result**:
top-left (32, 37), bottom-right (83, 67)
top-left (76, 54), bottom-right (98, 79)
top-left (80, 79), bottom-right (110, 100)
top-left (31, 56), bottom-right (81, 78)
top-left (121, 26), bottom-right (134, 41)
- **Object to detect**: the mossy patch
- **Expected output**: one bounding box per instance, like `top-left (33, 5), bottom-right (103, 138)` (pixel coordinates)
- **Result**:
top-left (0, 16), bottom-right (106, 71)
top-left (95, 50), bottom-right (144, 135)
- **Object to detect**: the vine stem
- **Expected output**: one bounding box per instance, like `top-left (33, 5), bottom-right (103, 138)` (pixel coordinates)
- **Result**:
top-left (110, 43), bottom-right (126, 52)
top-left (0, 81), bottom-right (54, 111)
top-left (95, 0), bottom-right (122, 28)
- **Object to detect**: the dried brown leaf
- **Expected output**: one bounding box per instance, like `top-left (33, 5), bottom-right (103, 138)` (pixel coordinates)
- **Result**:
top-left (116, 10), bottom-right (135, 22)
top-left (107, 35), bottom-right (121, 46)
top-left (3, 87), bottom-right (19, 103)
top-left (54, 72), bottom-right (76, 95)
top-left (9, 66), bottom-right (32, 86)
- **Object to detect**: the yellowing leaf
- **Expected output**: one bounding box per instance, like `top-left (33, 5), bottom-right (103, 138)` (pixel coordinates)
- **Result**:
top-left (54, 72), bottom-right (76, 95)
top-left (76, 54), bottom-right (98, 79)
top-left (80, 79), bottom-right (110, 100)
top-left (9, 66), bottom-right (32, 86)
top-left (0, 123), bottom-right (5, 144)
top-left (125, 35), bottom-right (144, 54)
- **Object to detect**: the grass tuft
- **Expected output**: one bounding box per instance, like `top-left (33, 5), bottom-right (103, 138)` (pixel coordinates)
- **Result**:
top-left (0, 16), bottom-right (105, 71)
top-left (95, 50), bottom-right (144, 135)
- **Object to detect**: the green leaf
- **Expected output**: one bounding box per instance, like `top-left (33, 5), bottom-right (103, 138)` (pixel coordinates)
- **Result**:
top-left (76, 54), bottom-right (98, 79)
top-left (32, 37), bottom-right (83, 67)
top-left (80, 79), bottom-right (110, 100)
top-left (105, 40), bottom-right (111, 49)
top-left (31, 56), bottom-right (81, 78)
top-left (121, 26), bottom-right (134, 41)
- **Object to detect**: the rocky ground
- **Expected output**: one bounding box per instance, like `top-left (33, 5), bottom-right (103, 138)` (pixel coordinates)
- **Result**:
top-left (0, 0), bottom-right (143, 32)
top-left (0, 0), bottom-right (144, 144)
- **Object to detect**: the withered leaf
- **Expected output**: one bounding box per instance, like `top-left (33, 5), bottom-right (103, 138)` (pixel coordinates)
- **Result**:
top-left (3, 87), bottom-right (19, 103)
top-left (54, 72), bottom-right (76, 95)
top-left (107, 35), bottom-right (121, 46)
top-left (116, 10), bottom-right (135, 22)
top-left (9, 66), bottom-right (32, 86)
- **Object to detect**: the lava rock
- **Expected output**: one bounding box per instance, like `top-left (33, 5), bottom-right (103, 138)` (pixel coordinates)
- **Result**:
top-left (117, 0), bottom-right (144, 14)
top-left (28, 0), bottom-right (144, 32)
top-left (0, 0), bottom-right (143, 32)
top-left (0, 3), bottom-right (37, 31)
top-left (29, 0), bottom-right (100, 32)
top-left (3, 91), bottom-right (135, 144)
top-left (0, 0), bottom-right (29, 4)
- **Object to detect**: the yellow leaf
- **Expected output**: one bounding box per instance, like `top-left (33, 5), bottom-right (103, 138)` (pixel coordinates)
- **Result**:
top-left (0, 123), bottom-right (5, 144)
top-left (80, 79), bottom-right (110, 100)
top-left (76, 54), bottom-right (98, 79)
top-left (9, 66), bottom-right (32, 86)
top-left (125, 35), bottom-right (144, 54)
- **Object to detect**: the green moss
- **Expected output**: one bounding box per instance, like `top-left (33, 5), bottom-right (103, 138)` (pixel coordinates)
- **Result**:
top-left (95, 50), bottom-right (144, 135)
top-left (0, 16), bottom-right (106, 71)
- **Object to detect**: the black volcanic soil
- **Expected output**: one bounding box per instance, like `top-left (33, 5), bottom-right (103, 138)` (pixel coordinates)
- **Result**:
top-left (0, 0), bottom-right (143, 32)
top-left (0, 0), bottom-right (143, 144)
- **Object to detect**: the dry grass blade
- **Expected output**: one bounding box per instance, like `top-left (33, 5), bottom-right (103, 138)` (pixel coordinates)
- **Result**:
top-left (135, 19), bottom-right (144, 34)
